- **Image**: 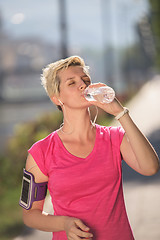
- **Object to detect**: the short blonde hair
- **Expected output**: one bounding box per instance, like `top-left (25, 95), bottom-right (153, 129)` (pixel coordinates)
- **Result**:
top-left (41, 55), bottom-right (90, 98)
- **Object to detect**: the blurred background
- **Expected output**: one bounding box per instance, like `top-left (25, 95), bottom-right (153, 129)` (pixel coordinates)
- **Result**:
top-left (0, 0), bottom-right (160, 239)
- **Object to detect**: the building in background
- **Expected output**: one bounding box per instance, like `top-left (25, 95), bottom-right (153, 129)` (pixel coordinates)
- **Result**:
top-left (0, 0), bottom-right (155, 103)
top-left (0, 0), bottom-right (157, 150)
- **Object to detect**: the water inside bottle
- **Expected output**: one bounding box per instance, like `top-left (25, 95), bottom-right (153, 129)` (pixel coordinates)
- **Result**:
top-left (84, 86), bottom-right (115, 103)
top-left (84, 92), bottom-right (97, 101)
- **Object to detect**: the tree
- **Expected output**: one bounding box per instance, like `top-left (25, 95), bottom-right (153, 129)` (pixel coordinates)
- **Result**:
top-left (149, 0), bottom-right (160, 69)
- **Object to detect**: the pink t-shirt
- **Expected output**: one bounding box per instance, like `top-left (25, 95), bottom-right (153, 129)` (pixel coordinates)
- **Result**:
top-left (28, 124), bottom-right (134, 240)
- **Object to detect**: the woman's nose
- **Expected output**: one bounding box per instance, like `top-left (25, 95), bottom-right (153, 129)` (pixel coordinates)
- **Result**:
top-left (79, 80), bottom-right (86, 91)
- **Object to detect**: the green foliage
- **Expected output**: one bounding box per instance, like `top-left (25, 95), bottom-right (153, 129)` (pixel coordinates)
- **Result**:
top-left (0, 110), bottom-right (63, 239)
top-left (0, 111), bottom-right (63, 193)
top-left (149, 0), bottom-right (160, 11)
top-left (149, 0), bottom-right (160, 69)
top-left (0, 187), bottom-right (23, 240)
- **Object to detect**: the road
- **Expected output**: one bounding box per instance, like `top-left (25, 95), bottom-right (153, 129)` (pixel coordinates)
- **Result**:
top-left (14, 76), bottom-right (160, 240)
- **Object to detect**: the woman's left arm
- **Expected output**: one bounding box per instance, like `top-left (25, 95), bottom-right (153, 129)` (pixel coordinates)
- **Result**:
top-left (87, 83), bottom-right (159, 176)
top-left (119, 112), bottom-right (160, 176)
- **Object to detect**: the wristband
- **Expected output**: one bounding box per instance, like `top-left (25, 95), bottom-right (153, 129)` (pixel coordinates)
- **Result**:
top-left (115, 107), bottom-right (129, 120)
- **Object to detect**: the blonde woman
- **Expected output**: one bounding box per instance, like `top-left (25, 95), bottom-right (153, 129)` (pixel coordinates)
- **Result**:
top-left (21, 56), bottom-right (159, 240)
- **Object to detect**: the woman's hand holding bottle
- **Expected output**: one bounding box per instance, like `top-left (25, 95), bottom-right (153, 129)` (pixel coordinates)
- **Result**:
top-left (84, 82), bottom-right (124, 117)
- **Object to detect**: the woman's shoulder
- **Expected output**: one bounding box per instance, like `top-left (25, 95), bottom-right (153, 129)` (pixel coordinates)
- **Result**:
top-left (96, 124), bottom-right (124, 133)
top-left (96, 124), bottom-right (125, 142)
top-left (29, 130), bottom-right (57, 150)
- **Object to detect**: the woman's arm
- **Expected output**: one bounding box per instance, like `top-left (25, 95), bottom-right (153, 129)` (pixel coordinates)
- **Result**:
top-left (23, 153), bottom-right (64, 232)
top-left (119, 112), bottom-right (159, 176)
top-left (22, 154), bottom-right (93, 239)
top-left (87, 83), bottom-right (160, 176)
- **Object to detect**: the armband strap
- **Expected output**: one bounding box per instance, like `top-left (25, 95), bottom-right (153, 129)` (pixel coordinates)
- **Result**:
top-left (115, 107), bottom-right (129, 120)
top-left (19, 168), bottom-right (48, 210)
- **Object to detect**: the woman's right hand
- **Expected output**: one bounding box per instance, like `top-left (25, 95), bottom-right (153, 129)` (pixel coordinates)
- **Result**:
top-left (64, 216), bottom-right (93, 239)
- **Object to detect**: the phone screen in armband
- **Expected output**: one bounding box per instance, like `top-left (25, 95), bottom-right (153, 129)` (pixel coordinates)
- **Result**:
top-left (19, 169), bottom-right (48, 210)
top-left (21, 172), bottom-right (32, 208)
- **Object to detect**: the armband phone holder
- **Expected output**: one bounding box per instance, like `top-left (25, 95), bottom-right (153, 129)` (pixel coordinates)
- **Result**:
top-left (19, 168), bottom-right (48, 210)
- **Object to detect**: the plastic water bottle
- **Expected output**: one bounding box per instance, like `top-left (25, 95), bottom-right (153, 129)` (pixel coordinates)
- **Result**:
top-left (84, 86), bottom-right (115, 103)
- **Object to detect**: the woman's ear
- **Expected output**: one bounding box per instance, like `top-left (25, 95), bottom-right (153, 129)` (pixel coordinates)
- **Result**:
top-left (51, 96), bottom-right (63, 106)
top-left (51, 96), bottom-right (60, 105)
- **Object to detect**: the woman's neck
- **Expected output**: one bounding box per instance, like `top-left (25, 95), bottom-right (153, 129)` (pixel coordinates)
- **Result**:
top-left (60, 108), bottom-right (95, 140)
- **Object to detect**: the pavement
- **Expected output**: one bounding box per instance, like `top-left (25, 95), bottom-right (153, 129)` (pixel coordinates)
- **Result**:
top-left (13, 76), bottom-right (160, 240)
top-left (123, 181), bottom-right (160, 240)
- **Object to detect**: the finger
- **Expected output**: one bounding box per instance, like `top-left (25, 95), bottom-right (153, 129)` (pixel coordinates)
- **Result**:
top-left (74, 219), bottom-right (90, 232)
top-left (87, 99), bottom-right (106, 108)
top-left (69, 232), bottom-right (83, 240)
top-left (74, 228), bottom-right (93, 239)
top-left (83, 230), bottom-right (93, 239)
top-left (88, 96), bottom-right (120, 110)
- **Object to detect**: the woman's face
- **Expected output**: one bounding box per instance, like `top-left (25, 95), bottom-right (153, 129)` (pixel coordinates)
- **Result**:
top-left (58, 65), bottom-right (91, 109)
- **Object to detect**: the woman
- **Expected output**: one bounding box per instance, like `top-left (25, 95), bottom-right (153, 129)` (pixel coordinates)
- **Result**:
top-left (22, 56), bottom-right (159, 240)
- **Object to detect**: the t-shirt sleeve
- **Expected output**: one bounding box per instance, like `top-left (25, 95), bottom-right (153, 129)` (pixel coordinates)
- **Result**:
top-left (28, 141), bottom-right (48, 176)
top-left (117, 126), bottom-right (125, 145)
top-left (109, 126), bottom-right (125, 163)
top-left (109, 126), bottom-right (125, 149)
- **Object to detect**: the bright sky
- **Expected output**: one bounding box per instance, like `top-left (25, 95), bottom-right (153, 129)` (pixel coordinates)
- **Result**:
top-left (0, 0), bottom-right (149, 48)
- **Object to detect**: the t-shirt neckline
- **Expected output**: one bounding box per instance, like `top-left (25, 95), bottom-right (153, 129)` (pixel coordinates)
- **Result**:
top-left (55, 125), bottom-right (98, 160)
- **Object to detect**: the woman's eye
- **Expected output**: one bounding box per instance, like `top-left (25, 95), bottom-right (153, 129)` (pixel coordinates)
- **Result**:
top-left (68, 82), bottom-right (75, 86)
